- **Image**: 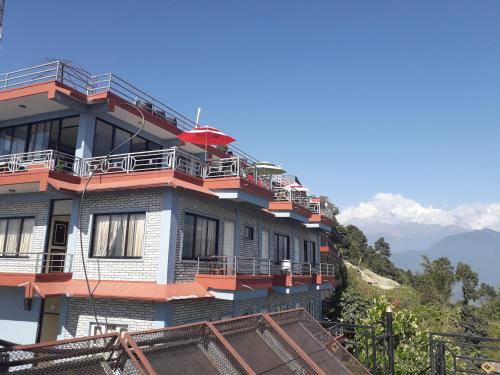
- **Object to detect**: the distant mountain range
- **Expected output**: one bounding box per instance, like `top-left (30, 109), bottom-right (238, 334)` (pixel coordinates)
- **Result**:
top-left (391, 229), bottom-right (500, 286)
top-left (361, 222), bottom-right (468, 253)
top-left (351, 221), bottom-right (499, 286)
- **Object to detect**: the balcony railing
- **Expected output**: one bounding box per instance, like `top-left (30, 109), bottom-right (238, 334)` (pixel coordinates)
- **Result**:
top-left (273, 187), bottom-right (310, 208)
top-left (0, 149), bottom-right (273, 192)
top-left (0, 252), bottom-right (73, 273)
top-left (204, 157), bottom-right (271, 189)
top-left (0, 150), bottom-right (77, 175)
top-left (80, 148), bottom-right (204, 178)
top-left (319, 263), bottom-right (334, 276)
top-left (196, 256), bottom-right (272, 276)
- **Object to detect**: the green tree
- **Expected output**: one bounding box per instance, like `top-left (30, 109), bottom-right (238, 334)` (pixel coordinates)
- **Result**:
top-left (417, 256), bottom-right (455, 304)
top-left (455, 262), bottom-right (479, 305)
top-left (374, 237), bottom-right (391, 258)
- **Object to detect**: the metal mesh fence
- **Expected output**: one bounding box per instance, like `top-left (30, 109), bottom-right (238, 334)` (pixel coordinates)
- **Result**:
top-left (214, 314), bottom-right (318, 375)
top-left (0, 333), bottom-right (144, 375)
top-left (125, 323), bottom-right (248, 375)
top-left (270, 309), bottom-right (371, 375)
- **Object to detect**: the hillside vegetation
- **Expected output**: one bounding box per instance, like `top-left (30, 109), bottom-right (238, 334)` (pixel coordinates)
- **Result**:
top-left (324, 224), bottom-right (500, 374)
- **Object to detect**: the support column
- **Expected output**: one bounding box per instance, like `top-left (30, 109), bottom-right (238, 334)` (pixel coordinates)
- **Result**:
top-left (75, 113), bottom-right (96, 158)
top-left (234, 206), bottom-right (241, 256)
top-left (157, 189), bottom-right (179, 284)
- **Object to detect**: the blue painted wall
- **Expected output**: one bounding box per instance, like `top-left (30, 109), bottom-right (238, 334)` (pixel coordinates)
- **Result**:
top-left (0, 287), bottom-right (41, 344)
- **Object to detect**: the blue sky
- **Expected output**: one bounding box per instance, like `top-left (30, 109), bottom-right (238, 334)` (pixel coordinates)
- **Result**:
top-left (1, 0), bottom-right (499, 212)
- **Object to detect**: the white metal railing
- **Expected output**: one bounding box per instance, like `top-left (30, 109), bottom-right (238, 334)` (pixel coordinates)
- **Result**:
top-left (319, 263), bottom-right (334, 277)
top-left (196, 256), bottom-right (272, 276)
top-left (273, 260), bottom-right (313, 276)
top-left (273, 187), bottom-right (310, 208)
top-left (0, 148), bottom-right (276, 190)
top-left (309, 201), bottom-right (321, 214)
top-left (0, 150), bottom-right (78, 175)
top-left (79, 148), bottom-right (202, 178)
top-left (204, 157), bottom-right (272, 190)
top-left (0, 252), bottom-right (73, 273)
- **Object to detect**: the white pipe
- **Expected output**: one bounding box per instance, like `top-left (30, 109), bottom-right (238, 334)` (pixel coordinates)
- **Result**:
top-left (195, 106), bottom-right (201, 127)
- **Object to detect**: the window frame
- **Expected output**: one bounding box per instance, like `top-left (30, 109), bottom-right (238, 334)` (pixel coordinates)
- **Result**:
top-left (182, 213), bottom-right (219, 260)
top-left (274, 233), bottom-right (290, 262)
top-left (93, 118), bottom-right (162, 157)
top-left (0, 116), bottom-right (79, 156)
top-left (244, 225), bottom-right (254, 240)
top-left (89, 212), bottom-right (146, 259)
top-left (303, 240), bottom-right (316, 264)
top-left (0, 216), bottom-right (35, 257)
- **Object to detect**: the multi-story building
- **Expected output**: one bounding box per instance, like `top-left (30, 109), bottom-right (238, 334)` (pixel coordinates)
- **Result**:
top-left (0, 61), bottom-right (340, 345)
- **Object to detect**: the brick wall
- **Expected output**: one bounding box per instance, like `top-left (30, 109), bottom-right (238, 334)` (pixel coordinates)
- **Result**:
top-left (0, 200), bottom-right (48, 273)
top-left (173, 191), bottom-right (321, 282)
top-left (63, 297), bottom-right (156, 338)
top-left (174, 191), bottom-right (237, 282)
top-left (171, 298), bottom-right (234, 325)
top-left (72, 190), bottom-right (163, 281)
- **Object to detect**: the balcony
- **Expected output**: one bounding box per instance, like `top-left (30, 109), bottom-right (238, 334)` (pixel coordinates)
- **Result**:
top-left (307, 198), bottom-right (337, 231)
top-left (0, 252), bottom-right (73, 286)
top-left (0, 148), bottom-right (275, 200)
top-left (203, 157), bottom-right (273, 207)
top-left (195, 256), bottom-right (274, 293)
top-left (272, 260), bottom-right (315, 289)
top-left (314, 263), bottom-right (335, 286)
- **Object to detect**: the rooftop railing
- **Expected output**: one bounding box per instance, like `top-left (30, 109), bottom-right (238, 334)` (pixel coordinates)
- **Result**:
top-left (0, 60), bottom-right (256, 163)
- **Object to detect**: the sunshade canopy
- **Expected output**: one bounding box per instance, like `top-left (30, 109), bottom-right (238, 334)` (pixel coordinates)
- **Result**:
top-left (255, 161), bottom-right (286, 175)
top-left (178, 126), bottom-right (236, 146)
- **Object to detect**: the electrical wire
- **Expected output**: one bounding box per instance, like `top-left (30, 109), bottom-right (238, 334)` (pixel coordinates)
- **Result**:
top-left (78, 102), bottom-right (145, 335)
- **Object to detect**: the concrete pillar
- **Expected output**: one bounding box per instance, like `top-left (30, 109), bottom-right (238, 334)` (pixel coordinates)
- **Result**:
top-left (75, 113), bottom-right (96, 158)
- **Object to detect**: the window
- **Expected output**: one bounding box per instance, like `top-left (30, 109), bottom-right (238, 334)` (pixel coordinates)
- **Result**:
top-left (306, 300), bottom-right (315, 316)
top-left (0, 116), bottom-right (79, 156)
top-left (91, 213), bottom-right (145, 258)
top-left (93, 119), bottom-right (161, 156)
top-left (182, 213), bottom-right (218, 259)
top-left (90, 322), bottom-right (128, 336)
top-left (274, 234), bottom-right (290, 262)
top-left (320, 236), bottom-right (327, 247)
top-left (0, 217), bottom-right (35, 255)
top-left (304, 240), bottom-right (316, 264)
top-left (261, 230), bottom-right (269, 259)
top-left (244, 226), bottom-right (254, 240)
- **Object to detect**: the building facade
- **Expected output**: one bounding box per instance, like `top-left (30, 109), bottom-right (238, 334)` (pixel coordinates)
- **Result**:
top-left (0, 61), bottom-right (340, 345)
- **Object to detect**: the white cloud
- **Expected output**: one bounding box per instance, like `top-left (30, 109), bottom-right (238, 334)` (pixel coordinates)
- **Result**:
top-left (338, 193), bottom-right (500, 231)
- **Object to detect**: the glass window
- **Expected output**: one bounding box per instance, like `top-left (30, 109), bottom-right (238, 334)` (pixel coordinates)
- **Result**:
top-left (0, 217), bottom-right (35, 255)
top-left (11, 126), bottom-right (28, 154)
top-left (0, 116), bottom-right (79, 156)
top-left (112, 128), bottom-right (131, 155)
top-left (59, 118), bottom-right (79, 155)
top-left (131, 137), bottom-right (147, 153)
top-left (182, 213), bottom-right (218, 259)
top-left (93, 119), bottom-right (162, 157)
top-left (304, 241), bottom-right (316, 264)
top-left (274, 234), bottom-right (290, 262)
top-left (0, 128), bottom-right (13, 155)
top-left (244, 226), bottom-right (254, 240)
top-left (93, 120), bottom-right (113, 157)
top-left (91, 213), bottom-right (145, 258)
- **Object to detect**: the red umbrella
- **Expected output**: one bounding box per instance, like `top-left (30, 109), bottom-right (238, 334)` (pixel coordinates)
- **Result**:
top-left (178, 126), bottom-right (235, 146)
